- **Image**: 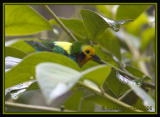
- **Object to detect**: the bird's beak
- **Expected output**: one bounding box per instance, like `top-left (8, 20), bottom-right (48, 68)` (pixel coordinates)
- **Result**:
top-left (92, 55), bottom-right (105, 64)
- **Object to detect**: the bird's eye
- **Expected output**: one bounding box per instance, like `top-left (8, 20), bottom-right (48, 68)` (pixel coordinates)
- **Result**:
top-left (86, 50), bottom-right (90, 54)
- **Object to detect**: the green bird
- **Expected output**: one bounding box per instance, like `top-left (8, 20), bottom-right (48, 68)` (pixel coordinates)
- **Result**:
top-left (25, 40), bottom-right (104, 67)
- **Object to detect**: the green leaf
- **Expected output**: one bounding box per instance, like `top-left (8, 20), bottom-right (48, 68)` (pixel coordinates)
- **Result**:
top-left (81, 60), bottom-right (99, 71)
top-left (115, 5), bottom-right (150, 20)
top-left (26, 81), bottom-right (40, 91)
top-left (63, 90), bottom-right (83, 111)
top-left (80, 9), bottom-right (132, 40)
top-left (96, 29), bottom-right (121, 60)
top-left (36, 63), bottom-right (81, 104)
top-left (141, 27), bottom-right (155, 52)
top-left (84, 95), bottom-right (131, 112)
top-left (125, 13), bottom-right (149, 36)
top-left (94, 46), bottom-right (120, 68)
top-left (105, 69), bottom-right (130, 98)
top-left (120, 90), bottom-right (139, 106)
top-left (35, 62), bottom-right (111, 104)
top-left (9, 39), bottom-right (37, 53)
top-left (5, 47), bottom-right (27, 58)
top-left (125, 65), bottom-right (151, 81)
top-left (81, 65), bottom-right (111, 87)
top-left (5, 5), bottom-right (52, 36)
top-left (79, 97), bottom-right (95, 112)
top-left (133, 99), bottom-right (149, 111)
top-left (5, 52), bottom-right (80, 89)
top-left (80, 9), bottom-right (109, 40)
top-left (127, 80), bottom-right (155, 112)
top-left (50, 18), bottom-right (88, 41)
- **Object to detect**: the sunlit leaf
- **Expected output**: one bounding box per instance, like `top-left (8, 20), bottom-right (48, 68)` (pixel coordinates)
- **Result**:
top-left (5, 5), bottom-right (52, 36)
top-left (81, 65), bottom-right (111, 87)
top-left (125, 13), bottom-right (149, 36)
top-left (96, 5), bottom-right (113, 19)
top-left (5, 52), bottom-right (80, 89)
top-left (36, 63), bottom-right (82, 104)
top-left (115, 5), bottom-right (151, 20)
top-left (141, 27), bottom-right (155, 52)
top-left (9, 39), bottom-right (38, 53)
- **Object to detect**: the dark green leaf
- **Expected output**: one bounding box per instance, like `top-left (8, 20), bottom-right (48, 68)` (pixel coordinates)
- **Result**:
top-left (105, 69), bottom-right (130, 98)
top-left (80, 9), bottom-right (109, 40)
top-left (26, 81), bottom-right (40, 91)
top-left (80, 9), bottom-right (133, 40)
top-left (94, 46), bottom-right (120, 68)
top-left (125, 65), bottom-right (151, 81)
top-left (5, 47), bottom-right (27, 58)
top-left (50, 18), bottom-right (88, 41)
top-left (96, 29), bottom-right (121, 60)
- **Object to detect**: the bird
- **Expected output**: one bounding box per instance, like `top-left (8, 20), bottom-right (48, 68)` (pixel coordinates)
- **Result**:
top-left (24, 40), bottom-right (104, 67)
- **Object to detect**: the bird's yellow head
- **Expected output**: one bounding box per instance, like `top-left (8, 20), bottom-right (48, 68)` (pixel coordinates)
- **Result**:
top-left (70, 41), bottom-right (104, 67)
top-left (78, 45), bottom-right (103, 66)
top-left (82, 45), bottom-right (96, 60)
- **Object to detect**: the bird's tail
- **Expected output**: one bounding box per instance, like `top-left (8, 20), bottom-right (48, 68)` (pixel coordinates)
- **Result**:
top-left (24, 40), bottom-right (53, 52)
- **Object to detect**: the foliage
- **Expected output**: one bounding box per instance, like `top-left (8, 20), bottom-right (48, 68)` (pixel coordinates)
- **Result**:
top-left (5, 4), bottom-right (156, 113)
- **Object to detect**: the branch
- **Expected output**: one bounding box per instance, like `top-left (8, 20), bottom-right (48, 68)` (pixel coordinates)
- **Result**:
top-left (44, 5), bottom-right (78, 42)
top-left (5, 101), bottom-right (75, 112)
top-left (78, 81), bottom-right (143, 112)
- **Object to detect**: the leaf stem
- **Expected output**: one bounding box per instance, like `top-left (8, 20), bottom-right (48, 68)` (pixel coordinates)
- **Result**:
top-left (44, 5), bottom-right (78, 41)
top-left (5, 101), bottom-right (75, 112)
top-left (78, 81), bottom-right (143, 112)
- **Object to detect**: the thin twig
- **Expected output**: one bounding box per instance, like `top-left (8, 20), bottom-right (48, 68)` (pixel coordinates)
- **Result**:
top-left (78, 81), bottom-right (143, 112)
top-left (118, 89), bottom-right (132, 101)
top-left (5, 101), bottom-right (75, 112)
top-left (44, 5), bottom-right (78, 42)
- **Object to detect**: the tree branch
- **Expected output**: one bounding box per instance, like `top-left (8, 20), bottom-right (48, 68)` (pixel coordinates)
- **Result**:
top-left (78, 81), bottom-right (143, 112)
top-left (5, 101), bottom-right (75, 112)
top-left (44, 5), bottom-right (78, 42)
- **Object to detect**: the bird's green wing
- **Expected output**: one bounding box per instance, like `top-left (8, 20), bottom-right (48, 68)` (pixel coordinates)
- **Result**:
top-left (25, 40), bottom-right (69, 56)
